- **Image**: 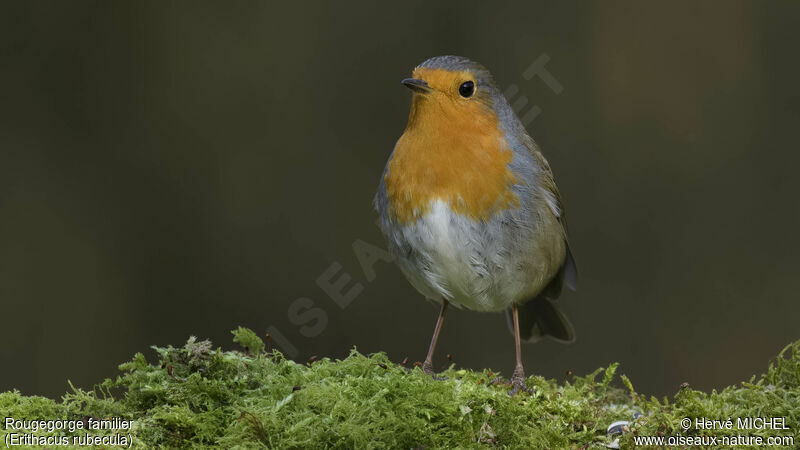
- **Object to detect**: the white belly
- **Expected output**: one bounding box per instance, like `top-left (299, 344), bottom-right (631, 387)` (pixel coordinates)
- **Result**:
top-left (391, 200), bottom-right (537, 312)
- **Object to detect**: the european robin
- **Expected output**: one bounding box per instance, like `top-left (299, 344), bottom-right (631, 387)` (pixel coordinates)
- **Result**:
top-left (374, 56), bottom-right (578, 395)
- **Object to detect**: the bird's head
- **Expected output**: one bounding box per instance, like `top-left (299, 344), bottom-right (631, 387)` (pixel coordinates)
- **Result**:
top-left (401, 56), bottom-right (500, 130)
top-left (385, 56), bottom-right (520, 224)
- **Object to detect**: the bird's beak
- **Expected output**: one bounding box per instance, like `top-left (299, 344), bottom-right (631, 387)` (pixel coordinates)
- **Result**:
top-left (402, 78), bottom-right (432, 94)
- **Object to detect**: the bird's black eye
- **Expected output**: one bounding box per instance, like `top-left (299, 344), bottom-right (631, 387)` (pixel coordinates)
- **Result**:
top-left (458, 80), bottom-right (475, 98)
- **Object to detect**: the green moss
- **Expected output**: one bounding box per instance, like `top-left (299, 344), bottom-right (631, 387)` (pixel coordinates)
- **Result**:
top-left (1, 331), bottom-right (798, 449)
top-left (232, 327), bottom-right (265, 355)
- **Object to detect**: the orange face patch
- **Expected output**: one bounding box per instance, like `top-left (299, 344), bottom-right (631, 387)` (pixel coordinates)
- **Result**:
top-left (385, 69), bottom-right (518, 224)
top-left (412, 68), bottom-right (472, 96)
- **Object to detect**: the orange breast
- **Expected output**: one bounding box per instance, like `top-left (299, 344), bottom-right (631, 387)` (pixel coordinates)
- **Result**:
top-left (385, 93), bottom-right (519, 224)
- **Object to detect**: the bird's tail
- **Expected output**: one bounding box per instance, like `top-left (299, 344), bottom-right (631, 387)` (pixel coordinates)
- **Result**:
top-left (505, 296), bottom-right (576, 344)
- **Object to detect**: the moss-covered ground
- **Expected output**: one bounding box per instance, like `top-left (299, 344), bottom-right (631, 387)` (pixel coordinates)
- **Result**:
top-left (1, 327), bottom-right (798, 448)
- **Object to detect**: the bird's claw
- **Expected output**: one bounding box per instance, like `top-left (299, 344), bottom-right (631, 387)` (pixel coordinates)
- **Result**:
top-left (508, 366), bottom-right (534, 396)
top-left (422, 360), bottom-right (448, 380)
top-left (487, 376), bottom-right (504, 386)
top-left (508, 378), bottom-right (534, 396)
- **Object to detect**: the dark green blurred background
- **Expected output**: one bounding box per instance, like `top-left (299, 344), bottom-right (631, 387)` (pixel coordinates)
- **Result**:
top-left (2, 1), bottom-right (799, 398)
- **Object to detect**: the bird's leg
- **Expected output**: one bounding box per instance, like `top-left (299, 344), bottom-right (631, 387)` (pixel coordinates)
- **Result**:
top-left (509, 304), bottom-right (534, 396)
top-left (422, 300), bottom-right (448, 377)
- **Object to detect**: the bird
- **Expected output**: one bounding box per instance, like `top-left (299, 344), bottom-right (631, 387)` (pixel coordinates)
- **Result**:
top-left (374, 55), bottom-right (578, 396)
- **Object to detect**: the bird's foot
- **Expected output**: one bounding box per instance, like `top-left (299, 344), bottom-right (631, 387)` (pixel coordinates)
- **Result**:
top-left (508, 365), bottom-right (534, 397)
top-left (422, 360), bottom-right (448, 380)
top-left (487, 376), bottom-right (504, 386)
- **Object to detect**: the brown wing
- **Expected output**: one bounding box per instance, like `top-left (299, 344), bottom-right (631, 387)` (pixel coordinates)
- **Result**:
top-left (522, 134), bottom-right (578, 291)
top-left (504, 134), bottom-right (579, 343)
